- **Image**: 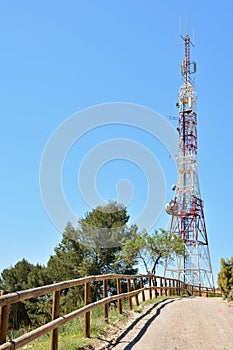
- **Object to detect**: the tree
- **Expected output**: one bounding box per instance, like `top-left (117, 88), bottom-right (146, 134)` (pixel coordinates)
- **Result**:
top-left (46, 222), bottom-right (85, 282)
top-left (0, 259), bottom-right (51, 329)
top-left (47, 202), bottom-right (137, 300)
top-left (1, 258), bottom-right (50, 291)
top-left (115, 229), bottom-right (185, 275)
top-left (76, 202), bottom-right (137, 276)
top-left (47, 202), bottom-right (137, 279)
top-left (218, 257), bottom-right (233, 301)
top-left (0, 202), bottom-right (138, 330)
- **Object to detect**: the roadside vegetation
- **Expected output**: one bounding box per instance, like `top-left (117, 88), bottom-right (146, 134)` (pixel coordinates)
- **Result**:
top-left (11, 296), bottom-right (178, 350)
top-left (218, 257), bottom-right (233, 301)
top-left (0, 201), bottom-right (187, 347)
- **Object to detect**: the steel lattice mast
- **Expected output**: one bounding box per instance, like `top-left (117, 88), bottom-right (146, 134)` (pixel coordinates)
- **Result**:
top-left (165, 32), bottom-right (214, 288)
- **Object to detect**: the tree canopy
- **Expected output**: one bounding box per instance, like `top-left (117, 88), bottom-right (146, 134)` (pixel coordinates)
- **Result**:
top-left (218, 257), bottom-right (233, 301)
top-left (115, 228), bottom-right (185, 275)
top-left (0, 258), bottom-right (50, 291)
top-left (47, 202), bottom-right (137, 281)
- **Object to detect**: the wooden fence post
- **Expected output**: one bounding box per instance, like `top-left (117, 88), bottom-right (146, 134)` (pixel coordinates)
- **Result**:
top-left (168, 280), bottom-right (171, 296)
top-left (183, 282), bottom-right (186, 295)
top-left (180, 281), bottom-right (183, 295)
top-left (164, 279), bottom-right (167, 296)
top-left (103, 279), bottom-right (108, 322)
top-left (199, 284), bottom-right (201, 297)
top-left (154, 277), bottom-right (157, 298)
top-left (133, 279), bottom-right (139, 306)
top-left (84, 282), bottom-right (91, 338)
top-left (140, 277), bottom-right (145, 302)
top-left (0, 290), bottom-right (10, 345)
top-left (50, 290), bottom-right (60, 350)
top-left (127, 279), bottom-right (133, 310)
top-left (116, 278), bottom-right (122, 314)
top-left (148, 277), bottom-right (152, 299)
top-left (172, 279), bottom-right (175, 296)
top-left (160, 277), bottom-right (163, 296)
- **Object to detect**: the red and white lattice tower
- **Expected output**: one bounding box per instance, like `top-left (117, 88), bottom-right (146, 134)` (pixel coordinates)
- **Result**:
top-left (165, 32), bottom-right (214, 288)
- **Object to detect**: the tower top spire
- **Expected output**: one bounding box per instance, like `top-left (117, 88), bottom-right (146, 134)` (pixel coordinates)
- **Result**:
top-left (180, 31), bottom-right (196, 84)
top-left (186, 15), bottom-right (189, 35)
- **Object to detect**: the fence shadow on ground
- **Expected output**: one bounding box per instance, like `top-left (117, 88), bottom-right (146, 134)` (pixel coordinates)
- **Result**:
top-left (97, 298), bottom-right (179, 349)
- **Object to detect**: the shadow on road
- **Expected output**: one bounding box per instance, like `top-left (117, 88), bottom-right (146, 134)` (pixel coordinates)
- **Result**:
top-left (98, 298), bottom-right (180, 349)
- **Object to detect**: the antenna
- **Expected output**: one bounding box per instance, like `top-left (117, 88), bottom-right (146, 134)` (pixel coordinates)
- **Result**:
top-left (177, 18), bottom-right (196, 83)
top-left (186, 13), bottom-right (189, 34)
top-left (180, 28), bottom-right (196, 84)
top-left (165, 25), bottom-right (214, 288)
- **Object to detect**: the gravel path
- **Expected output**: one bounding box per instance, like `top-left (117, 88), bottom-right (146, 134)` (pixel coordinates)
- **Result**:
top-left (101, 297), bottom-right (233, 350)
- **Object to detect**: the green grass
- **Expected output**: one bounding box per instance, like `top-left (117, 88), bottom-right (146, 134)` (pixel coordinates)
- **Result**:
top-left (207, 292), bottom-right (222, 298)
top-left (14, 295), bottom-right (181, 349)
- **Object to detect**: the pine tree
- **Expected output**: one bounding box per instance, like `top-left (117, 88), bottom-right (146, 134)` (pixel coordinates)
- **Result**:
top-left (218, 257), bottom-right (233, 300)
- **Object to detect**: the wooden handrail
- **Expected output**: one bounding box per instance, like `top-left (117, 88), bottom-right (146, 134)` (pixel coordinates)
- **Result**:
top-left (0, 273), bottom-right (218, 350)
top-left (0, 289), bottom-right (142, 350)
top-left (0, 274), bottom-right (150, 307)
top-left (0, 274), bottom-right (190, 307)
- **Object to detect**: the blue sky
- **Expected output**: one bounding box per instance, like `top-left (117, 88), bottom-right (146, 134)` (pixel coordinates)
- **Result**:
top-left (0, 0), bottom-right (232, 285)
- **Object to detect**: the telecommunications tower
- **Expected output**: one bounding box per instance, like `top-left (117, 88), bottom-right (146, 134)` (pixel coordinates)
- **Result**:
top-left (165, 32), bottom-right (214, 288)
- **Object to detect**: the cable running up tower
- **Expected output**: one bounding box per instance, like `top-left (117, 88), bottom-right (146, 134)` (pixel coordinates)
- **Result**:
top-left (165, 32), bottom-right (214, 288)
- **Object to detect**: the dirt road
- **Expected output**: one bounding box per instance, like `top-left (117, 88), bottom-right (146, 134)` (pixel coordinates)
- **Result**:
top-left (98, 297), bottom-right (233, 350)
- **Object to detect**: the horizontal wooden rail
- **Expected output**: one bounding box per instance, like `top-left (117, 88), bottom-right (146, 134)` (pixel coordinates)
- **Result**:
top-left (0, 273), bottom-right (218, 350)
top-left (0, 274), bottom-right (160, 307)
top-left (0, 289), bottom-right (142, 350)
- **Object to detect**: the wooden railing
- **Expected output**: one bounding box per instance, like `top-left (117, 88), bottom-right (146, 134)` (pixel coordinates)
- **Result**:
top-left (0, 274), bottom-right (216, 350)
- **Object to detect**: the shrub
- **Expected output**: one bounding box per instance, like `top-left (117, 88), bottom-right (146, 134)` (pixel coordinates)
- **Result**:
top-left (217, 257), bottom-right (233, 301)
